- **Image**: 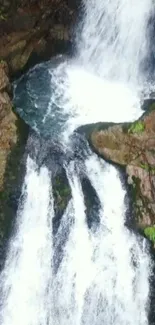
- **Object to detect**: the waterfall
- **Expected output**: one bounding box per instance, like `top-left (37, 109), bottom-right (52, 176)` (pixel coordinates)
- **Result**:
top-left (77, 0), bottom-right (152, 85)
top-left (51, 156), bottom-right (151, 325)
top-left (0, 152), bottom-right (151, 325)
top-left (84, 156), bottom-right (150, 325)
top-left (0, 157), bottom-right (54, 325)
top-left (1, 0), bottom-right (154, 324)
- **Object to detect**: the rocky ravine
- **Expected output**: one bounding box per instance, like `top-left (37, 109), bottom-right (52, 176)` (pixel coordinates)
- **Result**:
top-left (89, 105), bottom-right (155, 245)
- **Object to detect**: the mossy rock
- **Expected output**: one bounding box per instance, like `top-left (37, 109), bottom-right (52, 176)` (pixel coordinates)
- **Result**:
top-left (53, 171), bottom-right (71, 234)
top-left (128, 121), bottom-right (145, 134)
top-left (144, 226), bottom-right (155, 243)
top-left (0, 115), bottom-right (29, 264)
top-left (139, 163), bottom-right (155, 174)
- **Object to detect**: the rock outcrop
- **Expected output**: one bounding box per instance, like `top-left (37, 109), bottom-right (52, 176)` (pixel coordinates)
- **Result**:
top-left (89, 106), bottom-right (155, 241)
top-left (0, 0), bottom-right (78, 73)
top-left (0, 61), bottom-right (17, 191)
top-left (0, 61), bottom-right (28, 256)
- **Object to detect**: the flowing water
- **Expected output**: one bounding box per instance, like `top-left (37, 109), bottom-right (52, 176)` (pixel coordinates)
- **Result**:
top-left (0, 0), bottom-right (154, 324)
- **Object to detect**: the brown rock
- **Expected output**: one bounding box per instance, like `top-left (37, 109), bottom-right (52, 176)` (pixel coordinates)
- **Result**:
top-left (0, 65), bottom-right (9, 90)
top-left (0, 62), bottom-right (17, 189)
top-left (90, 109), bottom-right (155, 229)
top-left (0, 0), bottom-right (77, 73)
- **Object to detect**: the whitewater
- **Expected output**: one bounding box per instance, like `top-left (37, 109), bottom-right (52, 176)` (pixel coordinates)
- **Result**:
top-left (0, 0), bottom-right (154, 325)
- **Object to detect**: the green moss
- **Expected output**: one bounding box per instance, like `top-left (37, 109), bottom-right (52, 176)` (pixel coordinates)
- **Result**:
top-left (149, 103), bottom-right (155, 112)
top-left (139, 163), bottom-right (150, 171)
top-left (128, 121), bottom-right (145, 134)
top-left (0, 9), bottom-right (7, 21)
top-left (144, 226), bottom-right (155, 243)
top-left (139, 163), bottom-right (155, 174)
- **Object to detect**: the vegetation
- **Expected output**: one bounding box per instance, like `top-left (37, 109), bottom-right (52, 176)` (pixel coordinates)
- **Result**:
top-left (139, 163), bottom-right (150, 171)
top-left (139, 163), bottom-right (155, 174)
top-left (0, 9), bottom-right (7, 21)
top-left (128, 121), bottom-right (145, 134)
top-left (144, 226), bottom-right (155, 243)
top-left (0, 59), bottom-right (5, 64)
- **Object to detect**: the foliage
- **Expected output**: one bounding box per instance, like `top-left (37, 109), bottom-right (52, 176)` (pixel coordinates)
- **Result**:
top-left (139, 163), bottom-right (150, 171)
top-left (139, 163), bottom-right (155, 174)
top-left (128, 121), bottom-right (145, 134)
top-left (144, 226), bottom-right (155, 243)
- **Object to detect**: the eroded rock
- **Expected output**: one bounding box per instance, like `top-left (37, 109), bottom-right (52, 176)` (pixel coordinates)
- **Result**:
top-left (0, 0), bottom-right (78, 73)
top-left (90, 108), bottom-right (155, 232)
top-left (0, 61), bottom-right (28, 258)
top-left (0, 62), bottom-right (17, 189)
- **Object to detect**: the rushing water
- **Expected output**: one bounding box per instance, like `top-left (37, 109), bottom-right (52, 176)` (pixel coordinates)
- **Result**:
top-left (0, 0), bottom-right (154, 324)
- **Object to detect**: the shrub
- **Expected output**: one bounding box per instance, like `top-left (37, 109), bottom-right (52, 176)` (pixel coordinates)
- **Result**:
top-left (128, 121), bottom-right (145, 134)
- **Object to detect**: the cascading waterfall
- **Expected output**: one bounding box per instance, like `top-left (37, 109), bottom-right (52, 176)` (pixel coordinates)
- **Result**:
top-left (0, 157), bottom-right (53, 325)
top-left (77, 0), bottom-right (152, 84)
top-left (52, 156), bottom-right (150, 325)
top-left (84, 156), bottom-right (150, 325)
top-left (0, 0), bottom-right (154, 324)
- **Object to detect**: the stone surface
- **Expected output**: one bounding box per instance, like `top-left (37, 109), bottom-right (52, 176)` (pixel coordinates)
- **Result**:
top-left (0, 60), bottom-right (29, 263)
top-left (0, 62), bottom-right (17, 190)
top-left (90, 107), bottom-right (155, 231)
top-left (0, 0), bottom-right (79, 73)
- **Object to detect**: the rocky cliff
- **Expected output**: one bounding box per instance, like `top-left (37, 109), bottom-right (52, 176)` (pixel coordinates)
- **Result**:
top-left (89, 105), bottom-right (155, 245)
top-left (0, 0), bottom-right (78, 73)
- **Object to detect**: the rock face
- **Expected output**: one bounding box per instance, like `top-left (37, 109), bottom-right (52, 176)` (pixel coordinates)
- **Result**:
top-left (0, 61), bottom-right (17, 190)
top-left (90, 107), bottom-right (155, 234)
top-left (0, 61), bottom-right (29, 256)
top-left (0, 0), bottom-right (78, 73)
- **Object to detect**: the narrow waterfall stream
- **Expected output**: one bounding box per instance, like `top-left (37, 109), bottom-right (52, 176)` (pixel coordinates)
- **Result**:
top-left (0, 157), bottom-right (54, 325)
top-left (0, 0), bottom-right (154, 324)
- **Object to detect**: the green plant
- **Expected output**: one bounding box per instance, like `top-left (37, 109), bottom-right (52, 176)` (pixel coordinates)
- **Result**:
top-left (128, 121), bottom-right (145, 134)
top-left (139, 163), bottom-right (155, 174)
top-left (144, 226), bottom-right (155, 243)
top-left (0, 8), bottom-right (7, 21)
top-left (139, 163), bottom-right (150, 171)
top-left (0, 59), bottom-right (5, 64)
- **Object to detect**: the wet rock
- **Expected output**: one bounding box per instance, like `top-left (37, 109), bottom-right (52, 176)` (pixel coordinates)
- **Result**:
top-left (0, 61), bottom-right (29, 261)
top-left (89, 106), bottom-right (155, 236)
top-left (0, 63), bottom-right (9, 90)
top-left (53, 171), bottom-right (71, 234)
top-left (0, 62), bottom-right (17, 189)
top-left (0, 0), bottom-right (79, 73)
